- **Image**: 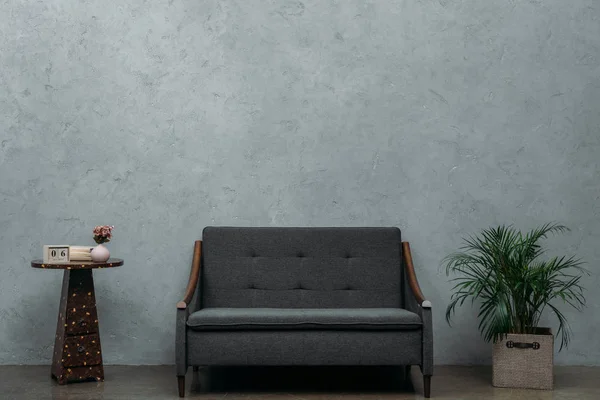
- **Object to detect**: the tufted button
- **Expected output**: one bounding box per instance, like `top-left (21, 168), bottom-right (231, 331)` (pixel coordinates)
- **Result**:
top-left (297, 252), bottom-right (304, 257)
top-left (248, 283), bottom-right (255, 289)
top-left (345, 253), bottom-right (352, 258)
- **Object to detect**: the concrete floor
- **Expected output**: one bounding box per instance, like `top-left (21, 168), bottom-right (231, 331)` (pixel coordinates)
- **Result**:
top-left (1, 365), bottom-right (599, 400)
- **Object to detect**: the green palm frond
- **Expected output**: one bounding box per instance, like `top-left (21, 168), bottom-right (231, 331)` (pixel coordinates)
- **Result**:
top-left (445, 224), bottom-right (588, 351)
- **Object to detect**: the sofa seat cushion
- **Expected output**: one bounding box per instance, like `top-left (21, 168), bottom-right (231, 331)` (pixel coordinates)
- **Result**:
top-left (187, 308), bottom-right (422, 331)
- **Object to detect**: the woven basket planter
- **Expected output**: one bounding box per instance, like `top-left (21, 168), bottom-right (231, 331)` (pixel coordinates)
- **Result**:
top-left (492, 328), bottom-right (553, 390)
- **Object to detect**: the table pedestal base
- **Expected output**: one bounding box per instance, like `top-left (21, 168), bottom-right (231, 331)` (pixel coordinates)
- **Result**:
top-left (51, 269), bottom-right (104, 384)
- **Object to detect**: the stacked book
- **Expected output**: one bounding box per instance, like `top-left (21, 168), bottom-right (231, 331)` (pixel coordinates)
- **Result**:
top-left (69, 245), bottom-right (95, 261)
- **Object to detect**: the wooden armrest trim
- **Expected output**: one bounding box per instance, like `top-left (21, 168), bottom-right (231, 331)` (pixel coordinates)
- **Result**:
top-left (402, 241), bottom-right (428, 307)
top-left (177, 240), bottom-right (202, 309)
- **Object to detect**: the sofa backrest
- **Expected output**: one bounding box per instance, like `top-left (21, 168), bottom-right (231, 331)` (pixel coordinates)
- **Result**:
top-left (200, 227), bottom-right (402, 308)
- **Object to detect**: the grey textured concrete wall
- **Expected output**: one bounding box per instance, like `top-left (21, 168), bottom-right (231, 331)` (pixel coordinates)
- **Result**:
top-left (1, 0), bottom-right (599, 366)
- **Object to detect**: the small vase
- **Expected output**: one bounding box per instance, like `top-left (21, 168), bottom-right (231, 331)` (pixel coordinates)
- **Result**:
top-left (91, 244), bottom-right (110, 262)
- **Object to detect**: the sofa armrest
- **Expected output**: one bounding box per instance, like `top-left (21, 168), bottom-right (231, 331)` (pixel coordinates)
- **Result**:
top-left (177, 240), bottom-right (202, 310)
top-left (176, 240), bottom-right (202, 378)
top-left (402, 241), bottom-right (433, 377)
top-left (402, 242), bottom-right (431, 309)
top-left (176, 307), bottom-right (189, 376)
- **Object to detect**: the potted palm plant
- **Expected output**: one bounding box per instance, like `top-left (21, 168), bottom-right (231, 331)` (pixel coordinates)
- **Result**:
top-left (444, 224), bottom-right (588, 390)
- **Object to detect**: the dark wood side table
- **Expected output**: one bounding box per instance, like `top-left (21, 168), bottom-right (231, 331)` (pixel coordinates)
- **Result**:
top-left (31, 258), bottom-right (124, 384)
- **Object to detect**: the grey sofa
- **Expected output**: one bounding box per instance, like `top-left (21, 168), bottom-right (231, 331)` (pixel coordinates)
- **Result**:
top-left (176, 227), bottom-right (433, 397)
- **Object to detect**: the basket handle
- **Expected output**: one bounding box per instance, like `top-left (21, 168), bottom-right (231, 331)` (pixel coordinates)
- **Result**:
top-left (506, 341), bottom-right (540, 350)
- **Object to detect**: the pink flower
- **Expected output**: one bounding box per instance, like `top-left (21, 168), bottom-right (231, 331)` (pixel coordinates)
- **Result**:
top-left (93, 225), bottom-right (114, 244)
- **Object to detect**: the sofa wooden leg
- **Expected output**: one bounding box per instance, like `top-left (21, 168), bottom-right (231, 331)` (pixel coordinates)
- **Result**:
top-left (177, 375), bottom-right (185, 398)
top-left (424, 375), bottom-right (432, 398)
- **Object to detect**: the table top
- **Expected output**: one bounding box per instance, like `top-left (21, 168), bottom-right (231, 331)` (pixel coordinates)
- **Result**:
top-left (31, 258), bottom-right (124, 270)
